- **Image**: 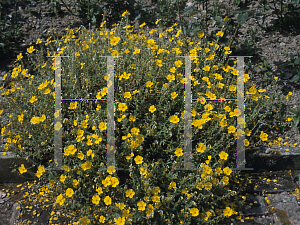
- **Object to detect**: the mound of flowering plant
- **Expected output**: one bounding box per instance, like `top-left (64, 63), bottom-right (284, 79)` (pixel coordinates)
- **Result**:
top-left (0, 10), bottom-right (293, 225)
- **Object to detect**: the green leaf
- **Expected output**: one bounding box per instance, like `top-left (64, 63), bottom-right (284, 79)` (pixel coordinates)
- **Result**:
top-left (294, 117), bottom-right (299, 127)
top-left (290, 74), bottom-right (300, 82)
top-left (183, 5), bottom-right (198, 16)
top-left (134, 13), bottom-right (141, 21)
top-left (30, 10), bottom-right (41, 18)
top-left (189, 11), bottom-right (200, 17)
top-left (237, 13), bottom-right (249, 24)
top-left (294, 57), bottom-right (300, 65)
top-left (287, 108), bottom-right (297, 114)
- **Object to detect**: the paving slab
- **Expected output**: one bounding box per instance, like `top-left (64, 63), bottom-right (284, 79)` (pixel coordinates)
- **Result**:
top-left (267, 193), bottom-right (300, 225)
top-left (0, 152), bottom-right (36, 183)
top-left (292, 170), bottom-right (300, 188)
top-left (253, 171), bottom-right (297, 194)
top-left (241, 195), bottom-right (269, 216)
top-left (249, 146), bottom-right (300, 171)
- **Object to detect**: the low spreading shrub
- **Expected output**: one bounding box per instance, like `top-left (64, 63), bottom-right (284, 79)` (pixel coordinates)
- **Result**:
top-left (0, 10), bottom-right (295, 225)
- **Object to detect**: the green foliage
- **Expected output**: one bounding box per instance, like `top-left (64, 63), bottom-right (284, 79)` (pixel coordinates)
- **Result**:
top-left (73, 0), bottom-right (138, 28)
top-left (0, 0), bottom-right (299, 224)
top-left (0, 0), bottom-right (25, 52)
top-left (287, 105), bottom-right (300, 127)
top-left (1, 13), bottom-right (295, 223)
top-left (282, 51), bottom-right (300, 83)
top-left (48, 0), bottom-right (64, 14)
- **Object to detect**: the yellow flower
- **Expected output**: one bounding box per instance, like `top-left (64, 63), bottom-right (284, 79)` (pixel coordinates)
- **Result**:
top-left (80, 216), bottom-right (90, 225)
top-left (166, 74), bottom-right (175, 82)
top-left (169, 182), bottom-right (176, 189)
top-left (121, 72), bottom-right (131, 80)
top-left (111, 177), bottom-right (119, 187)
top-left (228, 126), bottom-right (236, 133)
top-left (43, 88), bottom-right (51, 94)
top-left (175, 148), bottom-right (183, 157)
top-left (99, 215), bottom-right (106, 223)
top-left (216, 31), bottom-right (224, 37)
top-left (126, 152), bottom-right (134, 160)
top-left (12, 70), bottom-right (18, 78)
top-left (175, 30), bottom-right (181, 37)
top-left (30, 116), bottom-right (41, 124)
top-left (204, 182), bottom-right (212, 190)
top-left (149, 105), bottom-right (156, 113)
top-left (100, 21), bottom-right (106, 27)
top-left (122, 10), bottom-right (129, 17)
top-left (80, 62), bottom-right (85, 69)
top-left (152, 195), bottom-right (160, 203)
top-left (99, 122), bottom-right (107, 131)
top-left (245, 139), bottom-right (249, 146)
top-left (118, 103), bottom-right (127, 111)
top-left (83, 44), bottom-right (89, 51)
top-left (169, 67), bottom-right (176, 73)
top-left (131, 127), bottom-right (140, 136)
top-left (137, 201), bottom-right (146, 211)
top-left (229, 85), bottom-right (237, 92)
top-left (173, 59), bottom-right (184, 67)
top-left (102, 176), bottom-right (111, 187)
top-left (196, 143), bottom-right (206, 153)
top-left (66, 188), bottom-right (74, 197)
top-left (155, 19), bottom-right (162, 24)
top-left (124, 91), bottom-right (131, 99)
top-left (73, 179), bottom-right (79, 187)
top-left (60, 174), bottom-right (67, 183)
top-left (133, 48), bottom-right (141, 54)
top-left (69, 101), bottom-right (77, 110)
top-left (96, 187), bottom-right (103, 195)
top-left (17, 53), bottom-right (23, 61)
top-left (198, 31), bottom-right (204, 37)
top-left (190, 208), bottom-right (199, 217)
top-left (220, 119), bottom-right (227, 128)
top-left (36, 165), bottom-right (45, 178)
top-left (36, 38), bottom-right (42, 44)
top-left (81, 161), bottom-right (92, 171)
top-left (134, 155), bottom-right (143, 164)
top-left (140, 22), bottom-right (146, 27)
top-left (146, 81), bottom-right (153, 87)
top-left (27, 46), bottom-right (36, 53)
top-left (114, 217), bottom-right (125, 225)
top-left (92, 195), bottom-right (100, 205)
top-left (110, 36), bottom-right (121, 46)
top-left (171, 92), bottom-right (178, 99)
top-left (203, 65), bottom-right (210, 71)
top-left (18, 114), bottom-right (24, 123)
top-left (223, 167), bottom-right (232, 175)
top-left (156, 59), bottom-right (163, 67)
top-left (223, 207), bottom-right (234, 217)
top-left (219, 151), bottom-right (228, 160)
top-left (260, 131), bottom-right (268, 141)
top-left (170, 115), bottom-right (179, 123)
top-left (125, 189), bottom-right (135, 198)
top-left (104, 196), bottom-right (112, 205)
top-left (18, 164), bottom-right (27, 174)
top-left (56, 194), bottom-right (65, 206)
